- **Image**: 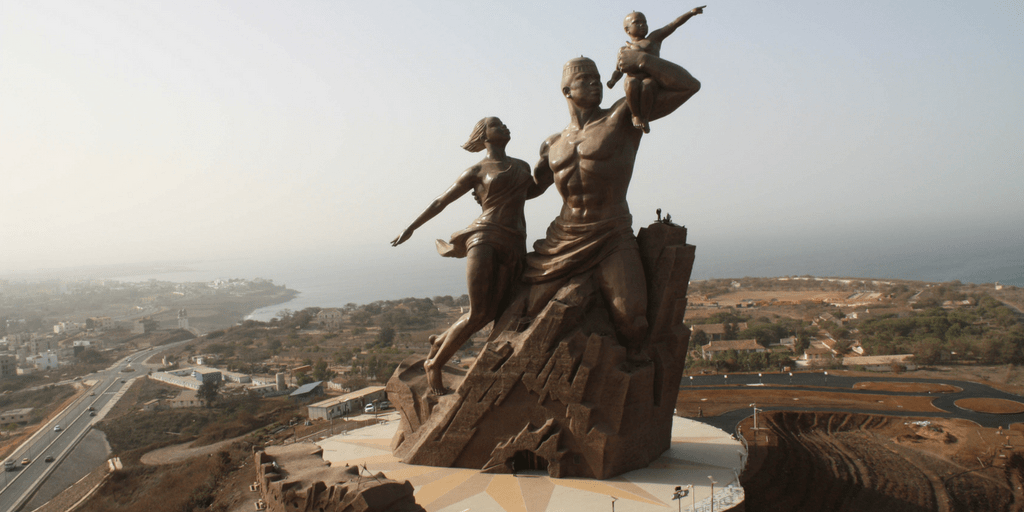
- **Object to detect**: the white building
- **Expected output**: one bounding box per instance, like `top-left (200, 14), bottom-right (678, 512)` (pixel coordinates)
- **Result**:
top-left (306, 386), bottom-right (387, 420)
top-left (26, 351), bottom-right (58, 370)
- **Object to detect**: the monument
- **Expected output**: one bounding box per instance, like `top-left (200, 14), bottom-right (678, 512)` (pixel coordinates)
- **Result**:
top-left (388, 6), bottom-right (704, 480)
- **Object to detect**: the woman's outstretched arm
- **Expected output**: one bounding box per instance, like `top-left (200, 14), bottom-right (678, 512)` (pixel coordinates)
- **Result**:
top-left (391, 167), bottom-right (477, 246)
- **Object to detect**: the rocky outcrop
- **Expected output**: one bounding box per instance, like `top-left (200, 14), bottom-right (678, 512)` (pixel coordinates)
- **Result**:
top-left (255, 445), bottom-right (424, 512)
top-left (387, 222), bottom-right (694, 479)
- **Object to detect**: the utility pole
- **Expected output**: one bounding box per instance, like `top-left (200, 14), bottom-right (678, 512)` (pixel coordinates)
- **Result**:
top-left (708, 476), bottom-right (717, 512)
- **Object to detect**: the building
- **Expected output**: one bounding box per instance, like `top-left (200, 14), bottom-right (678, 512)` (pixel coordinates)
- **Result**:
top-left (0, 355), bottom-right (16, 379)
top-left (26, 351), bottom-right (58, 370)
top-left (192, 369), bottom-right (222, 384)
top-left (87, 317), bottom-right (114, 330)
top-left (150, 370), bottom-right (204, 390)
top-left (306, 386), bottom-right (387, 420)
top-left (167, 390), bottom-right (204, 408)
top-left (798, 347), bottom-right (835, 366)
top-left (0, 408), bottom-right (33, 424)
top-left (289, 381), bottom-right (324, 402)
top-left (692, 323), bottom-right (749, 342)
top-left (130, 317), bottom-right (158, 334)
top-left (701, 339), bottom-right (766, 360)
top-left (316, 308), bottom-right (344, 330)
top-left (53, 321), bottom-right (79, 334)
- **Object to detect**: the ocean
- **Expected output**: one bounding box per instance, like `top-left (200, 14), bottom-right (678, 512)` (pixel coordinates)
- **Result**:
top-left (94, 231), bottom-right (1023, 322)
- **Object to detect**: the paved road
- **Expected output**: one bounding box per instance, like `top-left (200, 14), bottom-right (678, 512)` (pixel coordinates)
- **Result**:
top-left (0, 341), bottom-right (189, 512)
top-left (681, 371), bottom-right (1024, 433)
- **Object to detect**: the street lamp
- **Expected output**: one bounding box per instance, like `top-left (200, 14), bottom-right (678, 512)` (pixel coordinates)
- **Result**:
top-left (672, 486), bottom-right (687, 512)
top-left (708, 476), bottom-right (718, 512)
top-left (690, 376), bottom-right (694, 386)
top-left (610, 496), bottom-right (618, 512)
top-left (689, 484), bottom-right (695, 511)
top-left (758, 373), bottom-right (763, 385)
top-left (749, 403), bottom-right (760, 430)
top-left (724, 374), bottom-right (728, 384)
top-left (789, 371), bottom-right (793, 384)
top-left (824, 371), bottom-right (829, 386)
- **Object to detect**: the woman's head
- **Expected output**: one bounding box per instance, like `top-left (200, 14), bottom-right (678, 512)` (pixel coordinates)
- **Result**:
top-left (462, 117), bottom-right (509, 152)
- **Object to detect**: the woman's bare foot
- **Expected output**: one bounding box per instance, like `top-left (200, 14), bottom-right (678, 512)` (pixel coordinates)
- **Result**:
top-left (423, 358), bottom-right (448, 395)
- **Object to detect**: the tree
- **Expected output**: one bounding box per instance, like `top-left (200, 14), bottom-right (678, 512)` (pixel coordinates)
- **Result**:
top-left (295, 371), bottom-right (314, 386)
top-left (794, 333), bottom-right (811, 354)
top-left (197, 379), bottom-right (221, 407)
top-left (312, 359), bottom-right (336, 382)
top-left (691, 329), bottom-right (708, 347)
top-left (375, 327), bottom-right (396, 348)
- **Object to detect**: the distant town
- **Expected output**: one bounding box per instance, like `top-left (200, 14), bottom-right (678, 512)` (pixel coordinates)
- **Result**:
top-left (0, 274), bottom-right (1021, 510)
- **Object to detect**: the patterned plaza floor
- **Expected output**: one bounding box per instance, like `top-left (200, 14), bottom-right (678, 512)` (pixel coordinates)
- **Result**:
top-left (316, 413), bottom-right (745, 512)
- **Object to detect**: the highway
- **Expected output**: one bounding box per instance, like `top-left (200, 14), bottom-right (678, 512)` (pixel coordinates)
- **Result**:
top-left (0, 344), bottom-right (170, 512)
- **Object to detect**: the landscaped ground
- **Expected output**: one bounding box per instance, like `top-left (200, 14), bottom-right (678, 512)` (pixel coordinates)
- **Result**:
top-left (677, 387), bottom-right (945, 418)
top-left (853, 381), bottom-right (960, 393)
top-left (955, 397), bottom-right (1024, 414)
top-left (739, 412), bottom-right (1022, 512)
top-left (676, 375), bottom-right (1024, 511)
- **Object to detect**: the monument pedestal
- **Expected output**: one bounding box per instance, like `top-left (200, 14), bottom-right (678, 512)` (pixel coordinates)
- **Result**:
top-left (387, 222), bottom-right (694, 479)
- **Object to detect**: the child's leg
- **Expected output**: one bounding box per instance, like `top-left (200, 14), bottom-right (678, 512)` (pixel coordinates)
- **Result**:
top-left (624, 75), bottom-right (644, 131)
top-left (639, 77), bottom-right (658, 133)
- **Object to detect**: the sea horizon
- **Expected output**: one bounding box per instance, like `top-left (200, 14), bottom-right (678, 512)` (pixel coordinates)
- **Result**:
top-left (4, 234), bottom-right (1020, 323)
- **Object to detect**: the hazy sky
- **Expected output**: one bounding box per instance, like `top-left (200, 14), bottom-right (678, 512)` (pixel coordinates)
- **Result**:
top-left (3, 1), bottom-right (1022, 280)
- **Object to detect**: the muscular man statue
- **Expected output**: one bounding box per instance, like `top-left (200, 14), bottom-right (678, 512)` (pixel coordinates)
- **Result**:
top-left (525, 46), bottom-right (701, 358)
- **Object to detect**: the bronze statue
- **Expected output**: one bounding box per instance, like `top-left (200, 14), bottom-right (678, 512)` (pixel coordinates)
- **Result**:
top-left (524, 31), bottom-right (702, 360)
top-left (386, 11), bottom-right (705, 478)
top-left (606, 7), bottom-right (705, 133)
top-left (392, 117), bottom-right (544, 395)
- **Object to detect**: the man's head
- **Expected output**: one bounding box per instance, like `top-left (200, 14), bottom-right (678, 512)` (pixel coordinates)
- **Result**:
top-left (561, 57), bottom-right (602, 108)
top-left (623, 12), bottom-right (648, 40)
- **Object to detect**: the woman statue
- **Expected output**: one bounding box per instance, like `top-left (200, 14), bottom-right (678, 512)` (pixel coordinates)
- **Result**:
top-left (391, 117), bottom-right (544, 395)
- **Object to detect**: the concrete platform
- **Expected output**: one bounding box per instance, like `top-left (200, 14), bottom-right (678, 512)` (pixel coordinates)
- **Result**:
top-left (316, 413), bottom-right (745, 512)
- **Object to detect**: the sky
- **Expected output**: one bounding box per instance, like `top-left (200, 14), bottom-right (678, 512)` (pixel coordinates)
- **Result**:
top-left (2, 1), bottom-right (1022, 286)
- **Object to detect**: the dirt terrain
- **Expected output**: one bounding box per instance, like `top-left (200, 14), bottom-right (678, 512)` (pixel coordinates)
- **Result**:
top-left (740, 412), bottom-right (1023, 512)
top-left (676, 376), bottom-right (1024, 511)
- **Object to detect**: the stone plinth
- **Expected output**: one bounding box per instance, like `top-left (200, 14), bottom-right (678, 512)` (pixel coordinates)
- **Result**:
top-left (255, 444), bottom-right (424, 512)
top-left (387, 222), bottom-right (694, 479)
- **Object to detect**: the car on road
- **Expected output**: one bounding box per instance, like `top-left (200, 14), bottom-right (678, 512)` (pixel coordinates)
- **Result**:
top-left (379, 401), bottom-right (392, 410)
top-left (120, 379), bottom-right (126, 383)
top-left (89, 391), bottom-right (95, 396)
top-left (44, 456), bottom-right (54, 463)
top-left (53, 425), bottom-right (61, 432)
top-left (4, 460), bottom-right (14, 471)
top-left (90, 411), bottom-right (96, 416)
top-left (364, 403), bottom-right (376, 413)
top-left (21, 458), bottom-right (30, 465)
top-left (88, 406), bottom-right (95, 411)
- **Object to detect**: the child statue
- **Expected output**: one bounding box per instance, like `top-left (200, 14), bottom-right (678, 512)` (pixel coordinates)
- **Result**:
top-left (607, 6), bottom-right (705, 133)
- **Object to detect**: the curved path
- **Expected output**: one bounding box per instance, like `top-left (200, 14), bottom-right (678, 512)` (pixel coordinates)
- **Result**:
top-left (682, 372), bottom-right (1024, 432)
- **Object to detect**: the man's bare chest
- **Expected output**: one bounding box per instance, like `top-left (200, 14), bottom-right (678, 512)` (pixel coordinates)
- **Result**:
top-left (548, 124), bottom-right (621, 172)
